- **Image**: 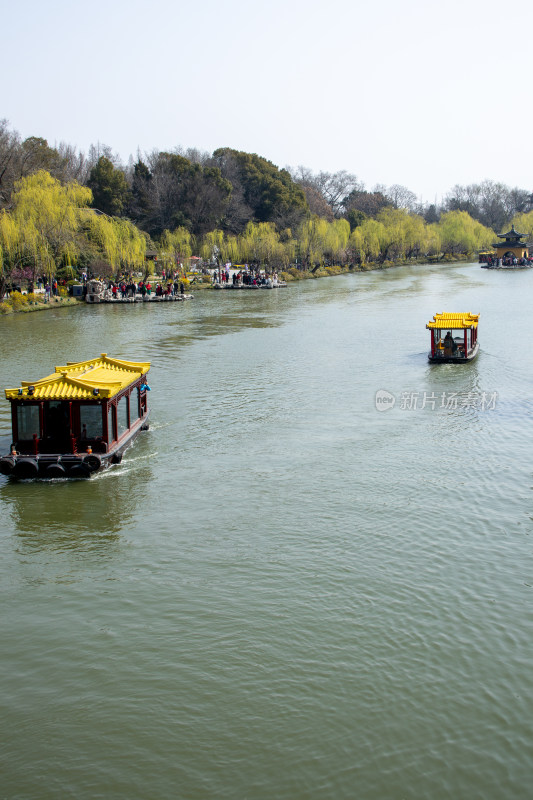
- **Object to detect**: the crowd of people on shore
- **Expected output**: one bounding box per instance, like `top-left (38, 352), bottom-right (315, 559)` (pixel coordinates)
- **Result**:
top-left (212, 267), bottom-right (282, 287)
top-left (483, 255), bottom-right (533, 267)
top-left (6, 271), bottom-right (188, 300)
top-left (4, 276), bottom-right (62, 301)
top-left (5, 263), bottom-right (287, 303)
top-left (104, 278), bottom-right (186, 299)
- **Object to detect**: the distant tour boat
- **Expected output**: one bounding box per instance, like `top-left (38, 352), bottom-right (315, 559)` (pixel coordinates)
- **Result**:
top-left (0, 354), bottom-right (150, 479)
top-left (426, 313), bottom-right (480, 363)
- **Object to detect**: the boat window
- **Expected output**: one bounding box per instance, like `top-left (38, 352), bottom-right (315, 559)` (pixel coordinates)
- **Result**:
top-left (43, 401), bottom-right (70, 440)
top-left (17, 404), bottom-right (40, 440)
top-left (117, 395), bottom-right (129, 437)
top-left (80, 405), bottom-right (103, 438)
top-left (108, 405), bottom-right (115, 443)
top-left (131, 387), bottom-right (140, 422)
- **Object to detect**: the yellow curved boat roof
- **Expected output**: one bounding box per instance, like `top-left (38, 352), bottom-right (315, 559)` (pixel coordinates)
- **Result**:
top-left (426, 312), bottom-right (479, 330)
top-left (5, 354), bottom-right (150, 401)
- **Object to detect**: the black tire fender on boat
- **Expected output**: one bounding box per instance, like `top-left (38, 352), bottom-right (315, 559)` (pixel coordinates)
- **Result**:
top-left (12, 457), bottom-right (39, 479)
top-left (0, 455), bottom-right (15, 476)
top-left (83, 453), bottom-right (102, 472)
top-left (140, 422), bottom-right (149, 431)
top-left (67, 459), bottom-right (90, 477)
top-left (46, 462), bottom-right (67, 478)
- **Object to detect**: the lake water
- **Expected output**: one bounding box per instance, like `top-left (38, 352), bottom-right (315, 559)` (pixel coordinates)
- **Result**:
top-left (1, 263), bottom-right (532, 799)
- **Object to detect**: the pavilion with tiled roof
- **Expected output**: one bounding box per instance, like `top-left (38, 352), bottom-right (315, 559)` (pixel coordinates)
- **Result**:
top-left (492, 225), bottom-right (529, 260)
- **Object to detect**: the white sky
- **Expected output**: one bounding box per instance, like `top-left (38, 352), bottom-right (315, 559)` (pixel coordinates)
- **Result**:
top-left (3, 0), bottom-right (532, 204)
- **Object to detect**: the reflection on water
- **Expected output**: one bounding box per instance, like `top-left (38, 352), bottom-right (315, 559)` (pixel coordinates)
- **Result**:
top-left (1, 263), bottom-right (533, 800)
top-left (1, 442), bottom-right (154, 548)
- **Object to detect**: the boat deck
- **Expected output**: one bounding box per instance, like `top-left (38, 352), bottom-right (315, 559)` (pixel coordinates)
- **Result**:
top-left (428, 342), bottom-right (479, 363)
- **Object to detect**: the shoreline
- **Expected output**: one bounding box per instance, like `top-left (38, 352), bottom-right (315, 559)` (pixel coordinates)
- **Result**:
top-left (0, 256), bottom-right (475, 312)
top-left (193, 254), bottom-right (474, 289)
top-left (0, 295), bottom-right (79, 315)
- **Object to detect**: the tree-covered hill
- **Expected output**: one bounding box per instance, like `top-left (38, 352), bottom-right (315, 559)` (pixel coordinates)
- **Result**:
top-left (1, 118), bottom-right (532, 300)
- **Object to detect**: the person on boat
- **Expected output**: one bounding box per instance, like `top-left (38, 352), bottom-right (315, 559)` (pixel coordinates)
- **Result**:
top-left (444, 331), bottom-right (457, 354)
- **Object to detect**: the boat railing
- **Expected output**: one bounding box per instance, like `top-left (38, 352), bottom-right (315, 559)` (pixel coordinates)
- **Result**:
top-left (14, 436), bottom-right (41, 455)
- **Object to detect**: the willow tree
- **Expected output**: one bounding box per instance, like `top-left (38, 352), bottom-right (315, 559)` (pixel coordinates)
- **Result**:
top-left (0, 170), bottom-right (92, 295)
top-left (0, 211), bottom-right (20, 267)
top-left (238, 222), bottom-right (280, 265)
top-left (348, 218), bottom-right (386, 264)
top-left (509, 211), bottom-right (533, 239)
top-left (86, 213), bottom-right (146, 276)
top-left (0, 211), bottom-right (21, 298)
top-left (402, 213), bottom-right (429, 258)
top-left (297, 217), bottom-right (329, 267)
top-left (275, 230), bottom-right (295, 270)
top-left (375, 207), bottom-right (432, 261)
top-left (376, 208), bottom-right (409, 260)
top-left (437, 211), bottom-right (493, 256)
top-left (114, 218), bottom-right (146, 272)
top-left (12, 170), bottom-right (92, 260)
top-left (426, 224), bottom-right (442, 257)
top-left (200, 229), bottom-right (225, 264)
top-left (323, 218), bottom-right (350, 264)
top-left (159, 227), bottom-right (193, 272)
top-left (0, 211), bottom-right (52, 297)
top-left (220, 234), bottom-right (240, 265)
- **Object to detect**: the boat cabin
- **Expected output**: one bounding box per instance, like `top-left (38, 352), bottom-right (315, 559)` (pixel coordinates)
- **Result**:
top-left (426, 313), bottom-right (480, 363)
top-left (1, 354), bottom-right (150, 478)
top-left (478, 250), bottom-right (495, 265)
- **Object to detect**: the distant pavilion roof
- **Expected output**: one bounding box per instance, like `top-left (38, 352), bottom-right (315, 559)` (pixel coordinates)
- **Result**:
top-left (496, 224), bottom-right (527, 242)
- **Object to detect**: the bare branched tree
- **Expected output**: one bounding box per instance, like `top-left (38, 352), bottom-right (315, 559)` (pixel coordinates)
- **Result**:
top-left (290, 166), bottom-right (363, 216)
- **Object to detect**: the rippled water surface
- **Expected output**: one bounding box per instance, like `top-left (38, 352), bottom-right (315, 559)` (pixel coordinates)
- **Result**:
top-left (1, 263), bottom-right (532, 799)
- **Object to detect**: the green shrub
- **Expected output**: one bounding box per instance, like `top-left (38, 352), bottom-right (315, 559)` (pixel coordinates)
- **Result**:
top-left (8, 291), bottom-right (27, 310)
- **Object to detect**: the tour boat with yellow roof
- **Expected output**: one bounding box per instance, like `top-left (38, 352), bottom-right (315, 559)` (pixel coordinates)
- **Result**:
top-left (426, 313), bottom-right (480, 363)
top-left (0, 354), bottom-right (150, 479)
